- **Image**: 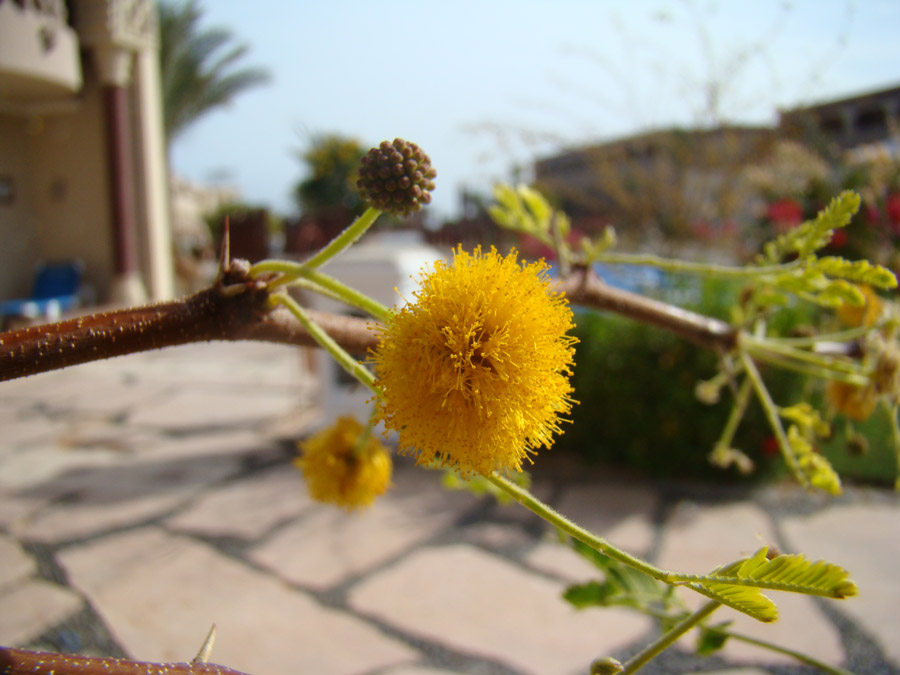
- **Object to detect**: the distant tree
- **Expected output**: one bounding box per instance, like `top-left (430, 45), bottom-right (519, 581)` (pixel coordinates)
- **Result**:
top-left (293, 134), bottom-right (367, 216)
top-left (158, 0), bottom-right (270, 148)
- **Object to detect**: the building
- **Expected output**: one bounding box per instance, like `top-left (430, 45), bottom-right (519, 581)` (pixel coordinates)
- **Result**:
top-left (779, 84), bottom-right (900, 156)
top-left (534, 125), bottom-right (776, 244)
top-left (533, 83), bottom-right (900, 247)
top-left (0, 0), bottom-right (174, 310)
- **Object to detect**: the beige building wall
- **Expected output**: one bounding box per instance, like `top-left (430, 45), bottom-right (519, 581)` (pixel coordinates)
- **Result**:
top-left (0, 0), bottom-right (175, 308)
top-left (24, 67), bottom-right (115, 300)
top-left (0, 116), bottom-right (38, 299)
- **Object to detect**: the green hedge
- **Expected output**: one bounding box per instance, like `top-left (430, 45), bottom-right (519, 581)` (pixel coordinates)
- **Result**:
top-left (557, 277), bottom-right (808, 481)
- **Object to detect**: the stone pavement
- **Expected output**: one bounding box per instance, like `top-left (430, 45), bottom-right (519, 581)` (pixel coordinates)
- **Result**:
top-left (1, 341), bottom-right (899, 675)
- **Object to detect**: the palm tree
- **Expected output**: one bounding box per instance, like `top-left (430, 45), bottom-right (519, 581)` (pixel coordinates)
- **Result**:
top-left (158, 0), bottom-right (270, 148)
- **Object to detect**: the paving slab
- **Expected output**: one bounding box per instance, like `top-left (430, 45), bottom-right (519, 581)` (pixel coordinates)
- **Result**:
top-left (0, 491), bottom-right (46, 530)
top-left (0, 444), bottom-right (123, 491)
top-left (106, 342), bottom-right (312, 389)
top-left (552, 482), bottom-right (659, 557)
top-left (349, 544), bottom-right (652, 675)
top-left (126, 386), bottom-right (302, 433)
top-left (782, 501), bottom-right (900, 666)
top-left (686, 669), bottom-right (774, 675)
top-left (0, 533), bottom-right (36, 589)
top-left (165, 464), bottom-right (313, 540)
top-left (657, 500), bottom-right (844, 667)
top-left (57, 526), bottom-right (419, 674)
top-left (0, 408), bottom-right (69, 447)
top-left (523, 539), bottom-right (601, 584)
top-left (0, 579), bottom-right (83, 646)
top-left (249, 466), bottom-right (477, 590)
top-left (380, 668), bottom-right (464, 675)
top-left (8, 448), bottom-right (245, 543)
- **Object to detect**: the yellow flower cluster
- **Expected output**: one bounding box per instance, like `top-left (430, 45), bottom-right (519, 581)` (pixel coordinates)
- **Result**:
top-left (836, 285), bottom-right (882, 327)
top-left (295, 416), bottom-right (392, 510)
top-left (372, 246), bottom-right (577, 476)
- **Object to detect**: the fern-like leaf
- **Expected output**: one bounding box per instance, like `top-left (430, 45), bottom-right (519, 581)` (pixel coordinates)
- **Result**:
top-left (687, 578), bottom-right (779, 622)
top-left (687, 546), bottom-right (857, 622)
top-left (787, 424), bottom-right (842, 495)
top-left (763, 191), bottom-right (861, 262)
top-left (817, 256), bottom-right (898, 290)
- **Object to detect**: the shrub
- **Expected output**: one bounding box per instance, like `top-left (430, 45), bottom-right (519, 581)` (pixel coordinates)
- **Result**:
top-left (557, 276), bottom-right (809, 480)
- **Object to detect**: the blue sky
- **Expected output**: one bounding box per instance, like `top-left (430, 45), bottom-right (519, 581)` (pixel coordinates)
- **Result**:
top-left (168, 1), bottom-right (900, 221)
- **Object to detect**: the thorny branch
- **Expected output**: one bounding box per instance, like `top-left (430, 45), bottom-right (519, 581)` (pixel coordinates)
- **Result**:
top-left (0, 260), bottom-right (375, 382)
top-left (0, 261), bottom-right (737, 383)
top-left (0, 646), bottom-right (251, 675)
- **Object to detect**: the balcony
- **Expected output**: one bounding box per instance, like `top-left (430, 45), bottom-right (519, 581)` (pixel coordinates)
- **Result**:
top-left (0, 0), bottom-right (82, 106)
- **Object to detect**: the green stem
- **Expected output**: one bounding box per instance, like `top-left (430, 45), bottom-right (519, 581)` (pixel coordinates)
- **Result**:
top-left (744, 345), bottom-right (870, 386)
top-left (304, 207), bottom-right (382, 269)
top-left (271, 293), bottom-right (377, 393)
top-left (765, 325), bottom-right (871, 347)
top-left (592, 252), bottom-right (800, 279)
top-left (486, 473), bottom-right (669, 581)
top-left (740, 350), bottom-right (807, 487)
top-left (621, 601), bottom-right (721, 674)
top-left (551, 211), bottom-right (572, 277)
top-left (741, 333), bottom-right (869, 380)
top-left (249, 260), bottom-right (391, 322)
top-left (715, 376), bottom-right (753, 451)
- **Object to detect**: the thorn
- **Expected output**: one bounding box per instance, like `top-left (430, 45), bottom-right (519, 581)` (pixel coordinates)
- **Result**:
top-left (192, 624), bottom-right (217, 663)
top-left (219, 217), bottom-right (231, 276)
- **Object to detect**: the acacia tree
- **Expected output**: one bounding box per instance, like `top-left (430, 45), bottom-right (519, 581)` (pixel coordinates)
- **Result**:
top-left (158, 0), bottom-right (270, 148)
top-left (0, 140), bottom-right (892, 675)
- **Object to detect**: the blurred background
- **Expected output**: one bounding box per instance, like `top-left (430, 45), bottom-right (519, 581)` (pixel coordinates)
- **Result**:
top-left (2, 0), bottom-right (900, 482)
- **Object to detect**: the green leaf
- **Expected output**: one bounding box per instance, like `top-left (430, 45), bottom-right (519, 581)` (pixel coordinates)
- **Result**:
top-left (779, 402), bottom-right (830, 437)
top-left (817, 257), bottom-right (898, 290)
top-left (563, 580), bottom-right (617, 609)
top-left (564, 537), bottom-right (673, 612)
top-left (487, 204), bottom-right (514, 230)
top-left (696, 622), bottom-right (732, 656)
top-left (581, 228), bottom-right (617, 262)
top-left (688, 546), bottom-right (857, 622)
top-left (687, 579), bottom-right (778, 622)
top-left (519, 184), bottom-right (552, 229)
top-left (762, 191), bottom-right (861, 261)
top-left (787, 425), bottom-right (842, 495)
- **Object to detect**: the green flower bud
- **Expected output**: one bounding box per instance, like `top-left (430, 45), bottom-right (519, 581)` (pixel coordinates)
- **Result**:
top-left (357, 138), bottom-right (437, 217)
top-left (590, 657), bottom-right (624, 674)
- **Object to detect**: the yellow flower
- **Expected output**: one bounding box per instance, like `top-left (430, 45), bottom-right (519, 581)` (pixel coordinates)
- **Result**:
top-left (825, 380), bottom-right (877, 422)
top-left (837, 285), bottom-right (882, 327)
top-left (295, 416), bottom-right (392, 510)
top-left (372, 245), bottom-right (577, 476)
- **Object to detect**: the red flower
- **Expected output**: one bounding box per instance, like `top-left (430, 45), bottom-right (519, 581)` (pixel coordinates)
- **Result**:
top-left (830, 229), bottom-right (848, 249)
top-left (761, 435), bottom-right (780, 458)
top-left (863, 203), bottom-right (881, 226)
top-left (886, 192), bottom-right (900, 232)
top-left (766, 198), bottom-right (804, 230)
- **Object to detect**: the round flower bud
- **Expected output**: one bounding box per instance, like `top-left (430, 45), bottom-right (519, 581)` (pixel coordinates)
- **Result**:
top-left (357, 138), bottom-right (437, 217)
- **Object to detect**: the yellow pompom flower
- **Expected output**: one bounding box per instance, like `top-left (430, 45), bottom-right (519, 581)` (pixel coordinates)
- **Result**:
top-left (837, 285), bottom-right (882, 327)
top-left (825, 380), bottom-right (877, 422)
top-left (372, 245), bottom-right (577, 476)
top-left (295, 416), bottom-right (392, 510)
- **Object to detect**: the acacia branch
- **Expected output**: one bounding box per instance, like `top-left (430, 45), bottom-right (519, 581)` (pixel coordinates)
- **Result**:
top-left (0, 261), bottom-right (376, 382)
top-left (0, 647), bottom-right (250, 675)
top-left (0, 263), bottom-right (737, 383)
top-left (556, 266), bottom-right (738, 352)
